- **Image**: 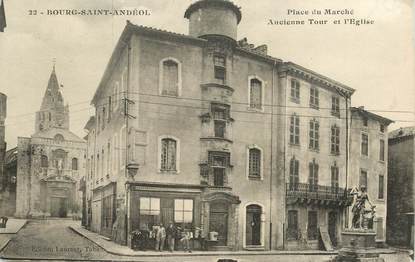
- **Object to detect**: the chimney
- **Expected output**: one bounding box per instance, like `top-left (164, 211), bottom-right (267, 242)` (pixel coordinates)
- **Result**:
top-left (254, 44), bottom-right (268, 55)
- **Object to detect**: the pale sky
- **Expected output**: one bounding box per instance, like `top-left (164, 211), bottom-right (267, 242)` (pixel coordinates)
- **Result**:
top-left (0, 0), bottom-right (414, 147)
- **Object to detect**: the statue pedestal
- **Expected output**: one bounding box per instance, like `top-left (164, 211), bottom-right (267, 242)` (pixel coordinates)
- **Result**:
top-left (332, 229), bottom-right (384, 262)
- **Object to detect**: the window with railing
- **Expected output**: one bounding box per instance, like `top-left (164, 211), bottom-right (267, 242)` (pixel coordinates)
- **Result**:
top-left (308, 160), bottom-right (319, 192)
top-left (289, 157), bottom-right (299, 189)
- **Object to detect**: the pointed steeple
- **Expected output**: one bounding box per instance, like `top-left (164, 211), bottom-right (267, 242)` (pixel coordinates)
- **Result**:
top-left (40, 65), bottom-right (64, 110)
top-left (35, 64), bottom-right (69, 133)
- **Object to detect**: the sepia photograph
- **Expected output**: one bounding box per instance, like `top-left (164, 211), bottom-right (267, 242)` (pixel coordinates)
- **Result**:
top-left (0, 0), bottom-right (414, 261)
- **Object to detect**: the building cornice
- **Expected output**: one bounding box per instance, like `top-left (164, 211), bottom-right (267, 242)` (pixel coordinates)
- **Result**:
top-left (351, 107), bottom-right (394, 125)
top-left (280, 62), bottom-right (355, 97)
top-left (126, 181), bottom-right (206, 190)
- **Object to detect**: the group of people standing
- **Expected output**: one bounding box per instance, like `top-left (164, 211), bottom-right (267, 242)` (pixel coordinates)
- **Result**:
top-left (154, 222), bottom-right (193, 252)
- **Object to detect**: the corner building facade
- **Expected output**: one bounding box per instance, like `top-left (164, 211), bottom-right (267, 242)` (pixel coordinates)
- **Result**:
top-left (86, 0), bottom-right (358, 251)
top-left (349, 107), bottom-right (393, 244)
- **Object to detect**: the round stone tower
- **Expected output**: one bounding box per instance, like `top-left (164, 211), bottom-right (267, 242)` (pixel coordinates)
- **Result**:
top-left (184, 0), bottom-right (242, 41)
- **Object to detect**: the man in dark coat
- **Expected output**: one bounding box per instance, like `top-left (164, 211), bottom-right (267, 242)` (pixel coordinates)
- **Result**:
top-left (166, 222), bottom-right (176, 252)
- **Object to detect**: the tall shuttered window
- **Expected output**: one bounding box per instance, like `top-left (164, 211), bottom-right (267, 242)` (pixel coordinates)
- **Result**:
top-left (290, 114), bottom-right (300, 145)
top-left (162, 60), bottom-right (179, 96)
top-left (249, 78), bottom-right (262, 110)
top-left (309, 119), bottom-right (319, 150)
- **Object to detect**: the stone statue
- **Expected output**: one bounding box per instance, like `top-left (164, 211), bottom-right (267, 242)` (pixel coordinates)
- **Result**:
top-left (350, 186), bottom-right (376, 229)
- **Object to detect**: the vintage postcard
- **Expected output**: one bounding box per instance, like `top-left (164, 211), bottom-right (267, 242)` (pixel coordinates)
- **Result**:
top-left (0, 0), bottom-right (413, 261)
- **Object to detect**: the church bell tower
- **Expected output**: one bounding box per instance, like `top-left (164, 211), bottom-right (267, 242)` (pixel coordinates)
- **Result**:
top-left (35, 65), bottom-right (69, 132)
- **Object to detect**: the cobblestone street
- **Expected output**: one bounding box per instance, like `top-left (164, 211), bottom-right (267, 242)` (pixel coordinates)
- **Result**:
top-left (0, 219), bottom-right (118, 261)
top-left (0, 219), bottom-right (412, 262)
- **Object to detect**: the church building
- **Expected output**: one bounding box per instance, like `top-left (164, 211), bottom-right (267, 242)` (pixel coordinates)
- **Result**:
top-left (15, 66), bottom-right (86, 218)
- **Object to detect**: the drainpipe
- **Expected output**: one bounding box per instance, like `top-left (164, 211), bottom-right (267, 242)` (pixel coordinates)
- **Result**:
top-left (282, 73), bottom-right (288, 250)
top-left (124, 41), bottom-right (132, 245)
top-left (269, 58), bottom-right (277, 250)
top-left (334, 88), bottom-right (350, 229)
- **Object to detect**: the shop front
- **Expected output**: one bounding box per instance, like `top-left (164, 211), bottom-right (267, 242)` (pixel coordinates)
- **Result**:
top-left (128, 182), bottom-right (204, 250)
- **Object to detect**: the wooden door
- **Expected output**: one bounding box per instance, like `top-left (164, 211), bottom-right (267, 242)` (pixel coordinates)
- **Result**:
top-left (209, 212), bottom-right (228, 246)
top-left (209, 202), bottom-right (228, 246)
top-left (246, 205), bottom-right (261, 246)
top-left (328, 211), bottom-right (337, 247)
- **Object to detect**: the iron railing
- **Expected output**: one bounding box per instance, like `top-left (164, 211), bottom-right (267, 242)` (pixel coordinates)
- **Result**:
top-left (286, 182), bottom-right (349, 201)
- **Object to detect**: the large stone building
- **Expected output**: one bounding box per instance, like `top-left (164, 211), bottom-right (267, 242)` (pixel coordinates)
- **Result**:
top-left (387, 126), bottom-right (414, 248)
top-left (282, 66), bottom-right (354, 250)
top-left (15, 66), bottom-right (86, 218)
top-left (84, 0), bottom-right (392, 251)
top-left (349, 107), bottom-right (393, 244)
